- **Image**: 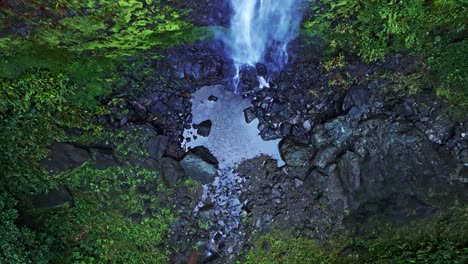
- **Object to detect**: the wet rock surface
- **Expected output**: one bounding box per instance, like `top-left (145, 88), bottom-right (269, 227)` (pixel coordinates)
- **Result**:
top-left (33, 185), bottom-right (73, 209)
top-left (180, 148), bottom-right (219, 184)
top-left (51, 35), bottom-right (466, 263)
top-left (40, 142), bottom-right (90, 174)
top-left (160, 157), bottom-right (186, 187)
top-left (112, 40), bottom-right (465, 263)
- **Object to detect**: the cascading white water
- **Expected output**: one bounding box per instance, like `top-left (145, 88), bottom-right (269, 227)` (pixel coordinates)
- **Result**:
top-left (228, 0), bottom-right (303, 89)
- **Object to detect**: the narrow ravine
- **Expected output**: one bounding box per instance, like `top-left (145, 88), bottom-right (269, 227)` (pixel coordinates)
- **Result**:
top-left (183, 85), bottom-right (283, 259)
top-left (180, 1), bottom-right (305, 259)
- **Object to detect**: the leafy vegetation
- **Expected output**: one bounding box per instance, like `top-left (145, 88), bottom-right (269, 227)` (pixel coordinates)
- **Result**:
top-left (0, 49), bottom-right (176, 263)
top-left (0, 68), bottom-right (94, 195)
top-left (0, 0), bottom-right (209, 57)
top-left (0, 193), bottom-right (56, 264)
top-left (305, 0), bottom-right (467, 116)
top-left (31, 165), bottom-right (175, 263)
top-left (245, 206), bottom-right (468, 264)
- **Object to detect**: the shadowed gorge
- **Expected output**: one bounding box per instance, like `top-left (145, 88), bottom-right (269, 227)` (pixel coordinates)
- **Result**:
top-left (0, 0), bottom-right (467, 263)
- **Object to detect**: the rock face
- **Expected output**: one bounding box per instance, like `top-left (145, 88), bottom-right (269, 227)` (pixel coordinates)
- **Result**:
top-left (195, 120), bottom-right (212, 137)
top-left (180, 147), bottom-right (218, 184)
top-left (91, 148), bottom-right (118, 170)
top-left (33, 186), bottom-right (72, 208)
top-left (235, 49), bottom-right (467, 247)
top-left (279, 137), bottom-right (311, 168)
top-left (147, 135), bottom-right (169, 161)
top-left (117, 124), bottom-right (170, 169)
top-left (40, 143), bottom-right (90, 174)
top-left (160, 157), bottom-right (186, 187)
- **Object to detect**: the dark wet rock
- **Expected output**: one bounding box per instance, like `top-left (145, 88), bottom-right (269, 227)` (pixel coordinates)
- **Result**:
top-left (159, 41), bottom-right (231, 87)
top-left (208, 95), bottom-right (218, 102)
top-left (255, 214), bottom-right (273, 233)
top-left (198, 204), bottom-right (216, 222)
top-left (189, 146), bottom-right (219, 168)
top-left (255, 63), bottom-right (268, 77)
top-left (342, 85), bottom-right (371, 117)
top-left (343, 193), bottom-right (434, 229)
top-left (313, 146), bottom-right (343, 169)
top-left (306, 169), bottom-right (329, 191)
top-left (180, 149), bottom-right (218, 184)
top-left (33, 186), bottom-right (72, 209)
top-left (331, 119), bottom-right (458, 210)
top-left (243, 107), bottom-right (256, 123)
top-left (279, 137), bottom-right (312, 168)
top-left (337, 151), bottom-right (361, 196)
top-left (239, 65), bottom-right (259, 92)
top-left (160, 157), bottom-right (186, 187)
top-left (196, 120), bottom-right (212, 137)
top-left (41, 142), bottom-right (89, 174)
top-left (91, 148), bottom-right (118, 170)
top-left (147, 135), bottom-right (169, 161)
top-left (425, 117), bottom-right (455, 144)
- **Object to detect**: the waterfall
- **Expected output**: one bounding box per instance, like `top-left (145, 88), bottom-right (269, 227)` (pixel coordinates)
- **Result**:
top-left (227, 0), bottom-right (303, 91)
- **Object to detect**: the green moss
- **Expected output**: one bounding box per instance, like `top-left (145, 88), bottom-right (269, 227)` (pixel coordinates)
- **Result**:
top-left (304, 0), bottom-right (467, 117)
top-left (245, 206), bottom-right (468, 264)
top-left (32, 164), bottom-right (175, 263)
top-left (0, 42), bottom-right (118, 109)
top-left (0, 68), bottom-right (97, 195)
top-left (27, 0), bottom-right (202, 57)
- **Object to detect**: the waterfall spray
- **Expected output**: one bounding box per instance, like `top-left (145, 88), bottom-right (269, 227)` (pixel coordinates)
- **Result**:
top-left (227, 0), bottom-right (303, 92)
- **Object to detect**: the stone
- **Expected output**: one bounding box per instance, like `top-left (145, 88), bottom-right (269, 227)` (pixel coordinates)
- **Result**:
top-left (40, 142), bottom-right (90, 174)
top-left (147, 135), bottom-right (169, 161)
top-left (313, 146), bottom-right (341, 169)
top-left (425, 118), bottom-right (455, 144)
top-left (255, 214), bottom-right (273, 233)
top-left (160, 157), bottom-right (186, 187)
top-left (196, 120), bottom-right (212, 137)
top-left (243, 107), bottom-right (256, 123)
top-left (91, 148), bottom-right (118, 170)
top-left (338, 151), bottom-right (361, 195)
top-left (279, 137), bottom-right (312, 167)
top-left (33, 186), bottom-right (72, 209)
top-left (189, 146), bottom-right (219, 168)
top-left (255, 63), bottom-right (268, 77)
top-left (208, 95), bottom-right (218, 102)
top-left (303, 120), bottom-right (312, 132)
top-left (239, 65), bottom-right (259, 92)
top-left (295, 178), bottom-right (304, 188)
top-left (180, 148), bottom-right (218, 184)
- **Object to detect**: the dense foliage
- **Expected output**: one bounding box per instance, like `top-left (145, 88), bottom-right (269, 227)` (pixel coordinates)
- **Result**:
top-left (0, 193), bottom-right (56, 264)
top-left (0, 67), bottom-right (175, 262)
top-left (0, 0), bottom-right (210, 57)
top-left (245, 206), bottom-right (468, 264)
top-left (305, 0), bottom-right (467, 116)
top-left (31, 165), bottom-right (175, 263)
top-left (0, 0), bottom-right (466, 262)
top-left (0, 69), bottom-right (91, 194)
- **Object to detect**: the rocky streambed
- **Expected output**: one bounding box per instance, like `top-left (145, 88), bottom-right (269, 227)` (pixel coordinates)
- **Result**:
top-left (37, 38), bottom-right (467, 263)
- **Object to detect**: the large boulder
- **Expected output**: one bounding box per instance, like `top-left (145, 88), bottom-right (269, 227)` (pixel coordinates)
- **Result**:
top-left (41, 143), bottom-right (89, 174)
top-left (180, 147), bottom-right (218, 184)
top-left (147, 135), bottom-right (169, 161)
top-left (91, 148), bottom-right (118, 170)
top-left (160, 157), bottom-right (186, 187)
top-left (33, 186), bottom-right (72, 209)
top-left (279, 137), bottom-right (313, 168)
